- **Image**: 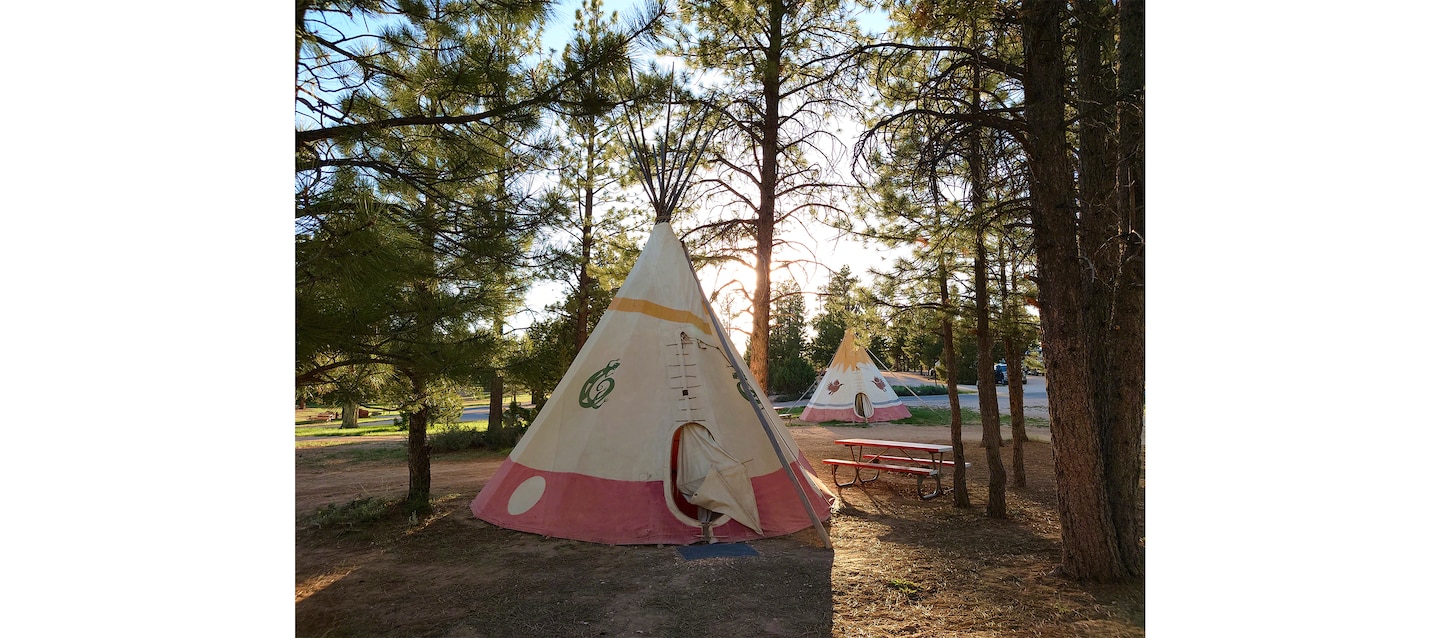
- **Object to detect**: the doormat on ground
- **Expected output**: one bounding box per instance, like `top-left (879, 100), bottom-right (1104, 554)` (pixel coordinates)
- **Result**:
top-left (676, 543), bottom-right (759, 561)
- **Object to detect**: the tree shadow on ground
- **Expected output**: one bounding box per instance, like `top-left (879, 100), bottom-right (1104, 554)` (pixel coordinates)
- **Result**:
top-left (296, 494), bottom-right (835, 637)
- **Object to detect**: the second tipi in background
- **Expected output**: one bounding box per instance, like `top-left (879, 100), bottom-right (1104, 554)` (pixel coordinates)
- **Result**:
top-left (800, 331), bottom-right (912, 423)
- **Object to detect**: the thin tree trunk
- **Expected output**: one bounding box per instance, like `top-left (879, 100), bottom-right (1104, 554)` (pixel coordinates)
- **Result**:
top-left (967, 32), bottom-right (1006, 517)
top-left (405, 202), bottom-right (439, 512)
top-left (934, 171), bottom-right (969, 509)
top-left (940, 261), bottom-right (970, 510)
top-left (575, 129), bottom-right (596, 351)
top-left (406, 383), bottom-right (432, 511)
top-left (1023, 0), bottom-right (1123, 580)
top-left (973, 231), bottom-right (1007, 518)
top-left (996, 234), bottom-right (1027, 484)
top-left (1005, 332), bottom-right (1028, 487)
top-left (489, 369), bottom-right (504, 436)
top-left (1008, 332), bottom-right (1031, 440)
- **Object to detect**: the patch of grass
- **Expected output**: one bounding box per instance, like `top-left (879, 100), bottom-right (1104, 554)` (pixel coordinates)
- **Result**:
top-left (294, 407), bottom-right (396, 425)
top-left (885, 578), bottom-right (923, 596)
top-left (883, 577), bottom-right (930, 602)
top-left (895, 384), bottom-right (976, 395)
top-left (891, 407), bottom-right (1050, 428)
top-left (1022, 415), bottom-right (1050, 428)
top-left (305, 496), bottom-right (395, 530)
top-left (893, 407), bottom-right (978, 426)
top-left (295, 424), bottom-right (402, 437)
top-left (295, 441), bottom-right (407, 464)
top-left (343, 446), bottom-right (409, 463)
top-left (296, 438), bottom-right (357, 450)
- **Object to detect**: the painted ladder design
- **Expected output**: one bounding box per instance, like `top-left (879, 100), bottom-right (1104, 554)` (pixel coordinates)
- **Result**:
top-left (667, 332), bottom-right (707, 425)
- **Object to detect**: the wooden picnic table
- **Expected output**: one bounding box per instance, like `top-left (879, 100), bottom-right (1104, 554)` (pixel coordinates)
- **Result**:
top-left (823, 438), bottom-right (955, 500)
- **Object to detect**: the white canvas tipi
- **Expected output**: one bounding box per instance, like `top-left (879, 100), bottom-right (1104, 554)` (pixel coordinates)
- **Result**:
top-left (800, 330), bottom-right (912, 423)
top-left (470, 223), bottom-right (834, 545)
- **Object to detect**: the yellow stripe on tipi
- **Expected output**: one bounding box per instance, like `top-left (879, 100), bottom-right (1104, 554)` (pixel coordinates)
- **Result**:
top-left (608, 297), bottom-right (714, 335)
top-left (831, 331), bottom-right (869, 371)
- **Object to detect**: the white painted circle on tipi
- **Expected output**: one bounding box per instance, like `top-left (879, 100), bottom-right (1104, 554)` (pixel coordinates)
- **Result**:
top-left (507, 476), bottom-right (547, 515)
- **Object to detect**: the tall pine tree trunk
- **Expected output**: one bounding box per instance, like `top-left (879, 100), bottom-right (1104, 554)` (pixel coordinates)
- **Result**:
top-left (1103, 0), bottom-right (1146, 577)
top-left (341, 400), bottom-right (359, 429)
top-left (747, 0), bottom-right (785, 394)
top-left (1023, 0), bottom-right (1124, 580)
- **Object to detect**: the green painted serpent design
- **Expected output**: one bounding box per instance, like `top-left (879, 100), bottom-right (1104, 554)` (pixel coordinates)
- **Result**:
top-left (578, 359), bottom-right (620, 409)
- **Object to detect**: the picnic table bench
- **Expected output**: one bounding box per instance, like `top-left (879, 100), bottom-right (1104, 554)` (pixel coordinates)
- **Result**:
top-left (861, 454), bottom-right (970, 469)
top-left (823, 438), bottom-right (954, 500)
top-left (313, 411), bottom-right (337, 422)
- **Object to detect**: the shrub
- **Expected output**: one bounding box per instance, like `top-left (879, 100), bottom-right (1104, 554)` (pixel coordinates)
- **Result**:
top-left (895, 384), bottom-right (952, 396)
top-left (428, 427), bottom-right (488, 453)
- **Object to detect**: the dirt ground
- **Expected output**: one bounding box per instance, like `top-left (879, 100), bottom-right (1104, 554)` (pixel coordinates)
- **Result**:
top-left (296, 422), bottom-right (1144, 637)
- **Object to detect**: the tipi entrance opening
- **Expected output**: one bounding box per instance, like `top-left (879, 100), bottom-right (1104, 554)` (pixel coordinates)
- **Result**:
top-left (668, 424), bottom-right (709, 522)
top-left (854, 392), bottom-right (875, 420)
top-left (667, 421), bottom-right (767, 543)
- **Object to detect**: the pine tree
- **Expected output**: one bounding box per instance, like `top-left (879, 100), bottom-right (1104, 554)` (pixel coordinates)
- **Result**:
top-left (669, 0), bottom-right (861, 392)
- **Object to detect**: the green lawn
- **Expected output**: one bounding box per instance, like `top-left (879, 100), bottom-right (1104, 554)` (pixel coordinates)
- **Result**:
top-left (892, 407), bottom-right (1050, 428)
top-left (295, 423), bottom-right (403, 438)
top-left (893, 384), bottom-right (977, 395)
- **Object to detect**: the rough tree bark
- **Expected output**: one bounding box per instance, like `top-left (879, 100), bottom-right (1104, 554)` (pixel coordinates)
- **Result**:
top-left (1104, 0), bottom-right (1146, 577)
top-left (1022, 0), bottom-right (1124, 580)
top-left (341, 400), bottom-right (359, 429)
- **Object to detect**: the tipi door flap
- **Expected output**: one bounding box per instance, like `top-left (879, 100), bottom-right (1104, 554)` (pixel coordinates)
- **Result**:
top-left (854, 392), bottom-right (875, 418)
top-left (671, 423), bottom-right (763, 534)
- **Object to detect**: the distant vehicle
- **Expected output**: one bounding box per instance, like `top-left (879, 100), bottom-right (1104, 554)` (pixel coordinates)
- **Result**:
top-left (994, 363), bottom-right (1028, 385)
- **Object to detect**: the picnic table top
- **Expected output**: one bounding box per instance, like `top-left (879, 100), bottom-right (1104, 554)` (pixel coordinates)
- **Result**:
top-left (833, 438), bottom-right (953, 453)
